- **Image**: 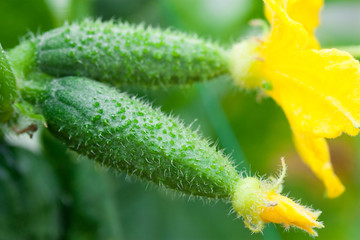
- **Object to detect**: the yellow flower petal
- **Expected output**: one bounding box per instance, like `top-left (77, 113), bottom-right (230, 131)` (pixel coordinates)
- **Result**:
top-left (265, 0), bottom-right (323, 34)
top-left (293, 131), bottom-right (345, 198)
top-left (260, 0), bottom-right (360, 197)
top-left (262, 0), bottom-right (320, 52)
top-left (260, 191), bottom-right (324, 236)
top-left (230, 0), bottom-right (360, 197)
top-left (264, 48), bottom-right (360, 138)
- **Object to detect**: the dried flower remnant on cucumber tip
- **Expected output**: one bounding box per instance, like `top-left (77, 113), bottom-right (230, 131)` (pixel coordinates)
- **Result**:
top-left (229, 0), bottom-right (360, 198)
top-left (231, 159), bottom-right (323, 236)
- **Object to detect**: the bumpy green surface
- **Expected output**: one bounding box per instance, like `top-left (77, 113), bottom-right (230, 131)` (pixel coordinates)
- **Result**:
top-left (36, 20), bottom-right (228, 87)
top-left (0, 44), bottom-right (17, 122)
top-left (36, 77), bottom-right (240, 198)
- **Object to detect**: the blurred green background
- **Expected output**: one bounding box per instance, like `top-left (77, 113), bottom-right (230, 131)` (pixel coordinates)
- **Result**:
top-left (1, 0), bottom-right (360, 239)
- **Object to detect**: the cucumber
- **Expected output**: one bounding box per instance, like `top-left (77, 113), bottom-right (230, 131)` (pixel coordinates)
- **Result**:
top-left (35, 20), bottom-right (228, 87)
top-left (0, 44), bottom-right (17, 122)
top-left (34, 76), bottom-right (240, 199)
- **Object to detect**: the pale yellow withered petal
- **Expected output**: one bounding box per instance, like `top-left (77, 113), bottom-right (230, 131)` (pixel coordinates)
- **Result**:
top-left (260, 191), bottom-right (323, 236)
top-left (265, 0), bottom-right (323, 34)
top-left (293, 131), bottom-right (345, 198)
top-left (231, 163), bottom-right (323, 235)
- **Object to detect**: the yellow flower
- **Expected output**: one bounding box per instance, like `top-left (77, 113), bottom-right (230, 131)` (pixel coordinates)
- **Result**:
top-left (231, 159), bottom-right (323, 235)
top-left (230, 0), bottom-right (360, 198)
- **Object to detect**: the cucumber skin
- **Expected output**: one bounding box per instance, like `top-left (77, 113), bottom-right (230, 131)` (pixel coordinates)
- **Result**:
top-left (36, 20), bottom-right (228, 87)
top-left (39, 77), bottom-right (239, 198)
top-left (0, 45), bottom-right (17, 122)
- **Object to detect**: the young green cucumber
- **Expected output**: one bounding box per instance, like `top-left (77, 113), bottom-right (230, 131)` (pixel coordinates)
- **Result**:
top-left (34, 20), bottom-right (228, 87)
top-left (0, 44), bottom-right (17, 123)
top-left (34, 77), bottom-right (240, 198)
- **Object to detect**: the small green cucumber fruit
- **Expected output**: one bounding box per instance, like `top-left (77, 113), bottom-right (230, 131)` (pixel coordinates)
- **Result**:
top-left (0, 44), bottom-right (17, 123)
top-left (33, 77), bottom-right (240, 198)
top-left (35, 20), bottom-right (228, 87)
